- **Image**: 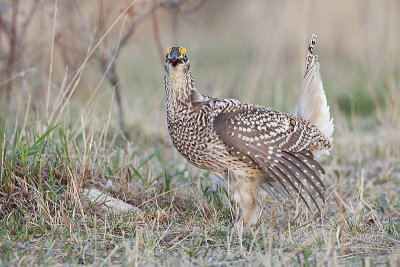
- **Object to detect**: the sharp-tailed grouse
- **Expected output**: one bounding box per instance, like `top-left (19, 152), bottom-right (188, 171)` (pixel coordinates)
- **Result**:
top-left (163, 35), bottom-right (334, 225)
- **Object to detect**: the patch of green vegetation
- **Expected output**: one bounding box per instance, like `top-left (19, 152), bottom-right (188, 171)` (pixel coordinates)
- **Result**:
top-left (337, 80), bottom-right (385, 117)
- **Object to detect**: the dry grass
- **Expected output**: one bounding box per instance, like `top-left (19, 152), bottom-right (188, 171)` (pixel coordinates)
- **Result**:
top-left (1, 0), bottom-right (400, 265)
top-left (1, 115), bottom-right (399, 265)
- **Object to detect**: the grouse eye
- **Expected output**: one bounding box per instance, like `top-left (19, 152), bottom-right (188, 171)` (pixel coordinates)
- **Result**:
top-left (166, 47), bottom-right (170, 55)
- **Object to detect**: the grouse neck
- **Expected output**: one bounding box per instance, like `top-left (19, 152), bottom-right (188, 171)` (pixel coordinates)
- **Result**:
top-left (164, 66), bottom-right (199, 113)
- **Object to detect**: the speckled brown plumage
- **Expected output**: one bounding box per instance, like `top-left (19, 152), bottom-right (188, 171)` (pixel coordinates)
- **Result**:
top-left (163, 36), bottom-right (333, 225)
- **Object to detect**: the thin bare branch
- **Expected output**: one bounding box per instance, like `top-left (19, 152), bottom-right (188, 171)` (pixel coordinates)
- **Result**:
top-left (4, 0), bottom-right (19, 101)
top-left (178, 0), bottom-right (207, 15)
top-left (19, 0), bottom-right (39, 40)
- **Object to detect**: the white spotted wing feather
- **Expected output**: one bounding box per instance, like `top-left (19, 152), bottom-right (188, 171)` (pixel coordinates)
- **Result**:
top-left (213, 108), bottom-right (327, 211)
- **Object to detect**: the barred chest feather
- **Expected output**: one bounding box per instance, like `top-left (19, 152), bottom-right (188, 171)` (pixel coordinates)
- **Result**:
top-left (167, 99), bottom-right (248, 173)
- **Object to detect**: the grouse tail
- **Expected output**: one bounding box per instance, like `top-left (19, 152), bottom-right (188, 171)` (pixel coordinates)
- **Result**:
top-left (295, 34), bottom-right (334, 149)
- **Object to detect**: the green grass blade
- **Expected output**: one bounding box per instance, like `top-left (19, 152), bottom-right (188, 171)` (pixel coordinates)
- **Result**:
top-left (137, 144), bottom-right (164, 169)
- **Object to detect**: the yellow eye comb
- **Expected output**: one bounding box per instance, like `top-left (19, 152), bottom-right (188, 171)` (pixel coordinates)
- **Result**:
top-left (166, 47), bottom-right (170, 54)
top-left (180, 47), bottom-right (186, 55)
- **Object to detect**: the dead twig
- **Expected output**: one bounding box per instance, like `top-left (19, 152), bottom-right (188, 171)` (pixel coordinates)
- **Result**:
top-left (0, 0), bottom-right (39, 103)
top-left (4, 0), bottom-right (19, 102)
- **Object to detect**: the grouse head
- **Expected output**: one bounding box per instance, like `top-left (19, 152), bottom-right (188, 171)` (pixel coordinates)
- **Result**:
top-left (165, 46), bottom-right (190, 71)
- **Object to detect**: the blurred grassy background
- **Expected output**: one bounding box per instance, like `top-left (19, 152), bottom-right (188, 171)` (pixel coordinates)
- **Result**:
top-left (1, 0), bottom-right (399, 135)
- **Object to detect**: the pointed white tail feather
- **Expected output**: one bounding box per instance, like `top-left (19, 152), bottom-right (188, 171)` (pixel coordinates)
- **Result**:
top-left (295, 35), bottom-right (334, 148)
top-left (295, 60), bottom-right (334, 141)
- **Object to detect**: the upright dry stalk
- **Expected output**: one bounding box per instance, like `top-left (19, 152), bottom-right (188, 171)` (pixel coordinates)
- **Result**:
top-left (46, 0), bottom-right (58, 121)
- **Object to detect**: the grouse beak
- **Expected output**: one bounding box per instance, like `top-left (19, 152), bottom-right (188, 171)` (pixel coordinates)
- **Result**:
top-left (168, 55), bottom-right (180, 67)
